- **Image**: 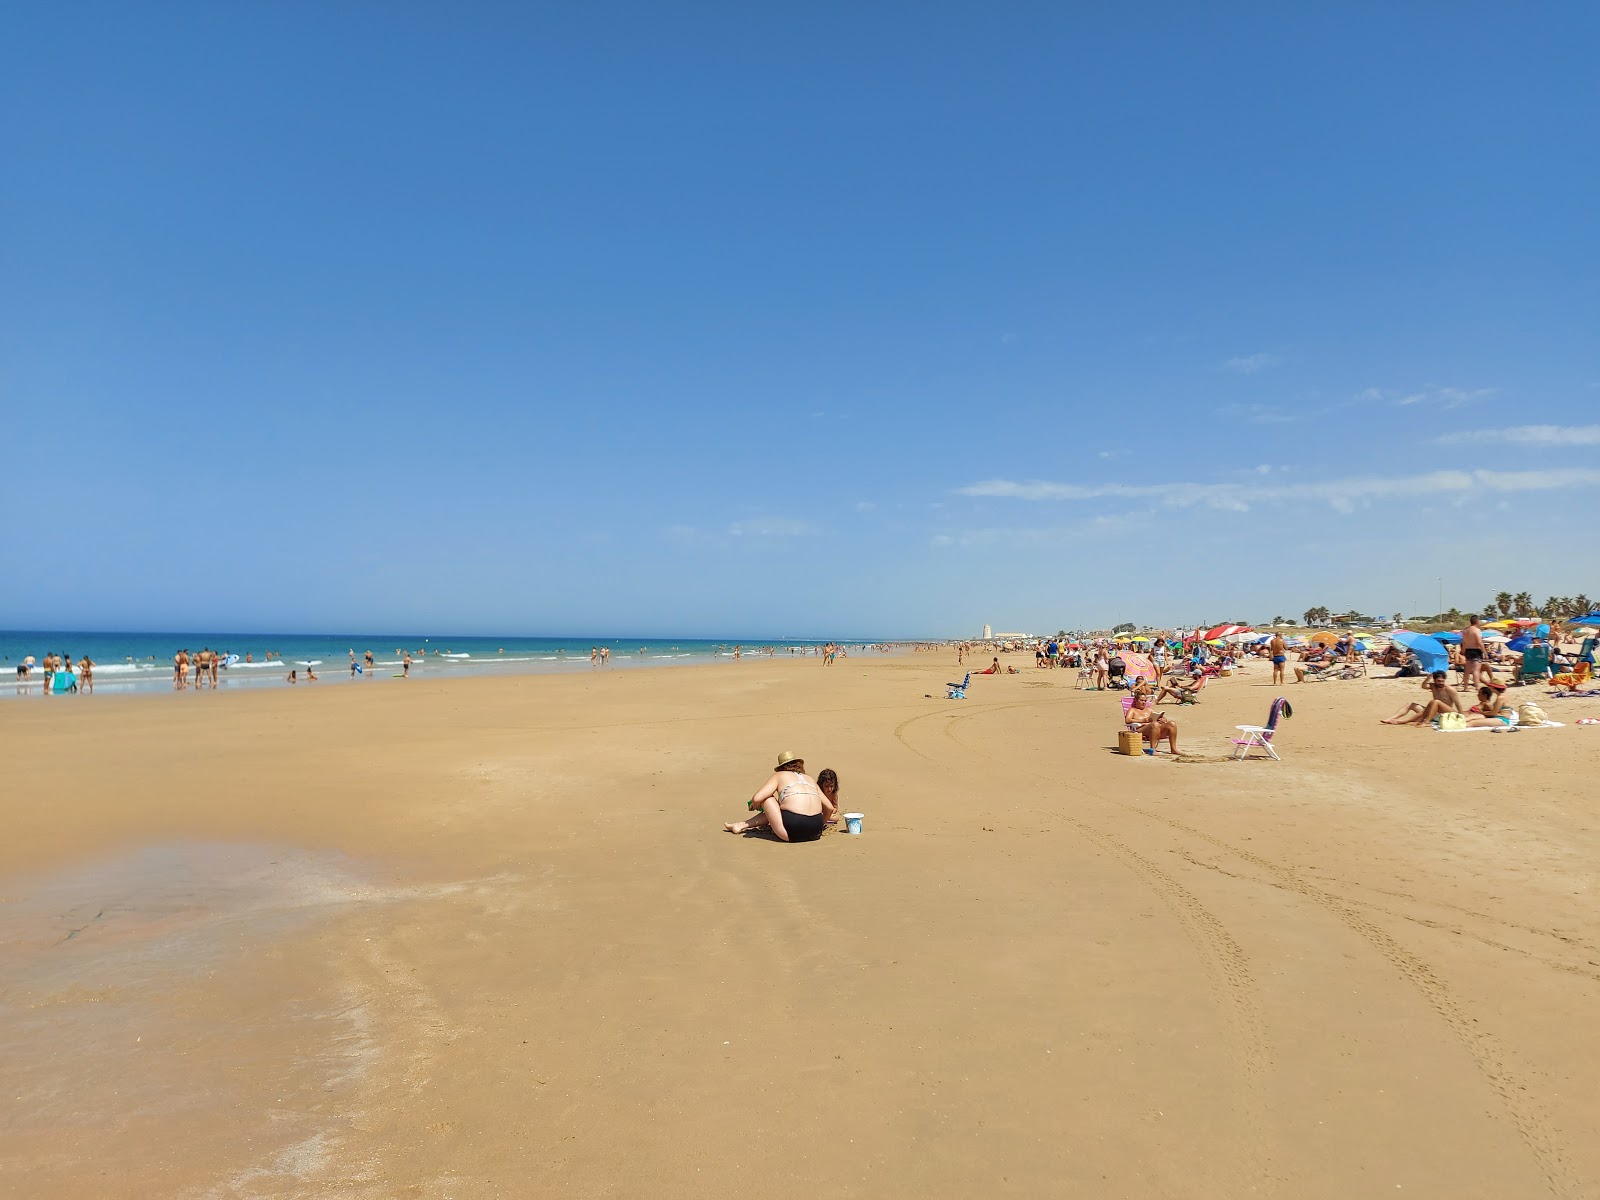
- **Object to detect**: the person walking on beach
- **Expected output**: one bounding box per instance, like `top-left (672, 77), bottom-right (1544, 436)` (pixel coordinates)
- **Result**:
top-left (364, 649), bottom-right (374, 673)
top-left (402, 651), bottom-right (412, 677)
top-left (1268, 632), bottom-right (1287, 686)
top-left (1461, 615), bottom-right (1486, 690)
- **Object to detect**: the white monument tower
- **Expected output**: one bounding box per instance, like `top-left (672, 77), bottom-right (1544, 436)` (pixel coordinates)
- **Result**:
top-left (982, 624), bottom-right (992, 640)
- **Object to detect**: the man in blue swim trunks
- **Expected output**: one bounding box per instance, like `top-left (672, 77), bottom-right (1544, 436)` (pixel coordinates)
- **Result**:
top-left (1268, 632), bottom-right (1288, 686)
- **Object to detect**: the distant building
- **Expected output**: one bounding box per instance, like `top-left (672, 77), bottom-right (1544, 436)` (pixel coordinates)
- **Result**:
top-left (982, 624), bottom-right (992, 640)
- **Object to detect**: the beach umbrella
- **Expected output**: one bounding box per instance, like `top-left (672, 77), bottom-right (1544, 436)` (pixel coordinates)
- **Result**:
top-left (1482, 630), bottom-right (1508, 642)
top-left (1507, 635), bottom-right (1535, 652)
top-left (1432, 631), bottom-right (1463, 644)
top-left (1123, 651), bottom-right (1156, 681)
top-left (1204, 624), bottom-right (1251, 641)
top-left (1390, 630), bottom-right (1449, 675)
top-left (1568, 611), bottom-right (1600, 628)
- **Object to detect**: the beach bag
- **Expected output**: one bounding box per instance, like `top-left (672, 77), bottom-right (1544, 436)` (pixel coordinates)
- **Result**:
top-left (1517, 702), bottom-right (1547, 727)
top-left (1435, 712), bottom-right (1467, 730)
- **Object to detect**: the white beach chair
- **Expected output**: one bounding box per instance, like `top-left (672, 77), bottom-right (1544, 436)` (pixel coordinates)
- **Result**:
top-left (1232, 697), bottom-right (1290, 760)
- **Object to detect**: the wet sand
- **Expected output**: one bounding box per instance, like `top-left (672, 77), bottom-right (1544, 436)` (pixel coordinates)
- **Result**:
top-left (3, 658), bottom-right (1597, 1198)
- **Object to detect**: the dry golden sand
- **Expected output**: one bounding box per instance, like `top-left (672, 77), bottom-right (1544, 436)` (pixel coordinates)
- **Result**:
top-left (2, 657), bottom-right (1597, 1198)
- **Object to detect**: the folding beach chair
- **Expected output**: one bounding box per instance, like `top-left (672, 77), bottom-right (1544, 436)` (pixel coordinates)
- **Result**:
top-left (1175, 674), bottom-right (1208, 704)
top-left (1232, 697), bottom-right (1291, 760)
top-left (946, 672), bottom-right (971, 699)
top-left (1518, 646), bottom-right (1552, 685)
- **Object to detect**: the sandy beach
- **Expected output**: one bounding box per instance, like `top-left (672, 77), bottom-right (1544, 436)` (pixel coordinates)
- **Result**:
top-left (3, 655), bottom-right (1596, 1198)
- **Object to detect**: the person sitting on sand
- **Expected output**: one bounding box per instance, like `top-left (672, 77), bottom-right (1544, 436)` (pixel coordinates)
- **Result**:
top-left (724, 752), bottom-right (836, 842)
top-left (1380, 671), bottom-right (1462, 725)
top-left (817, 768), bottom-right (841, 824)
top-left (1463, 683), bottom-right (1517, 728)
top-left (978, 657), bottom-right (1001, 675)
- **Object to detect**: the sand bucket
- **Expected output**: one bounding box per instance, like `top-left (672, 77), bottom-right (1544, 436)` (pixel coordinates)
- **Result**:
top-left (843, 813), bottom-right (863, 835)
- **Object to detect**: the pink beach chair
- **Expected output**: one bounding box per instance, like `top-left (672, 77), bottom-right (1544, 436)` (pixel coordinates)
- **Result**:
top-left (1232, 697), bottom-right (1291, 761)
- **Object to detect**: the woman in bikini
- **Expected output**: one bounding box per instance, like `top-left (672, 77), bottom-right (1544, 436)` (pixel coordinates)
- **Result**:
top-left (723, 752), bottom-right (836, 842)
top-left (1463, 684), bottom-right (1517, 729)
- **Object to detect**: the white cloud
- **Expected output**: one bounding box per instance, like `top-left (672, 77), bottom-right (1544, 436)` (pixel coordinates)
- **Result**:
top-left (1436, 424), bottom-right (1600, 447)
top-left (853, 501), bottom-right (876, 513)
top-left (1224, 353), bottom-right (1280, 374)
top-left (1215, 402), bottom-right (1299, 424)
top-left (957, 467), bottom-right (1600, 515)
top-left (1388, 385), bottom-right (1495, 408)
top-left (727, 518), bottom-right (819, 537)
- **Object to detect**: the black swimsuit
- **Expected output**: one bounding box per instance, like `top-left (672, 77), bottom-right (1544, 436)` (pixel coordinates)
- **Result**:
top-left (779, 810), bottom-right (827, 842)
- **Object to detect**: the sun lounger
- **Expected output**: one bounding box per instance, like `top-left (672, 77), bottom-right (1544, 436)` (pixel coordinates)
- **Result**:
top-left (946, 672), bottom-right (970, 700)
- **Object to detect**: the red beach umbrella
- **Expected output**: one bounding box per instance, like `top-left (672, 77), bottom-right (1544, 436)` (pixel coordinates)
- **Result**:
top-left (1203, 624), bottom-right (1251, 641)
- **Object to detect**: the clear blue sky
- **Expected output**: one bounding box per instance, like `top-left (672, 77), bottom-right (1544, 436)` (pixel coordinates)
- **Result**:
top-left (4, 4), bottom-right (1597, 636)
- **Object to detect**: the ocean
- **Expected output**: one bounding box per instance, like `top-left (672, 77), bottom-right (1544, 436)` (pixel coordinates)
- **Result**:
top-left (1, 631), bottom-right (866, 697)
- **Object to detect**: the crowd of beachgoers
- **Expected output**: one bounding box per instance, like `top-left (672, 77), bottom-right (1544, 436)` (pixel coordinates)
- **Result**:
top-left (930, 614), bottom-right (1600, 758)
top-left (11, 639), bottom-right (908, 695)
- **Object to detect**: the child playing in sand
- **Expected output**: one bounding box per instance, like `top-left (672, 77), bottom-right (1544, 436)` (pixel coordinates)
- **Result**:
top-left (817, 768), bottom-right (840, 824)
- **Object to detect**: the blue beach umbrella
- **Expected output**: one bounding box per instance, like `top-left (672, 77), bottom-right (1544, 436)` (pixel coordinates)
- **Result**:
top-left (1390, 630), bottom-right (1449, 675)
top-left (1507, 635), bottom-right (1533, 652)
top-left (1432, 631), bottom-right (1463, 644)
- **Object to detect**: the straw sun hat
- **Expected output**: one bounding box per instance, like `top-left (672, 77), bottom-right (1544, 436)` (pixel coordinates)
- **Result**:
top-left (775, 750), bottom-right (803, 769)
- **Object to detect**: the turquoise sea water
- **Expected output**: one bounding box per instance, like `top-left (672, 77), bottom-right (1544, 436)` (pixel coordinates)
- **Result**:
top-left (1, 631), bottom-right (881, 697)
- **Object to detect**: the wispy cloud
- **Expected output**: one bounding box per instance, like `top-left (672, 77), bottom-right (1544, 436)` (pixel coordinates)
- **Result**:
top-left (727, 517), bottom-right (819, 537)
top-left (1362, 384), bottom-right (1496, 409)
top-left (1215, 402), bottom-right (1300, 424)
top-left (852, 500), bottom-right (877, 513)
top-left (957, 468), bottom-right (1600, 515)
top-left (930, 513), bottom-right (1153, 549)
top-left (1223, 352), bottom-right (1280, 374)
top-left (1436, 424), bottom-right (1600, 447)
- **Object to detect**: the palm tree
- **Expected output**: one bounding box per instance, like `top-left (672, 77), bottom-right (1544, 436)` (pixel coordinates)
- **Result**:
top-left (1542, 597), bottom-right (1567, 619)
top-left (1495, 592), bottom-right (1514, 617)
top-left (1574, 593), bottom-right (1593, 615)
top-left (1513, 591), bottom-right (1533, 616)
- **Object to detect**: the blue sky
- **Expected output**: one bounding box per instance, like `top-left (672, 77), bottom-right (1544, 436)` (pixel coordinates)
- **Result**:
top-left (4, 4), bottom-right (1597, 636)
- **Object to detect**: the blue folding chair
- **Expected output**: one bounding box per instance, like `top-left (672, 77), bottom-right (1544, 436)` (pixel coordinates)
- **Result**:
top-left (946, 672), bottom-right (971, 699)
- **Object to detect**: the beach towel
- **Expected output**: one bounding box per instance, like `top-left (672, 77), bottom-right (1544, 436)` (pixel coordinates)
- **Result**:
top-left (1435, 721), bottom-right (1565, 733)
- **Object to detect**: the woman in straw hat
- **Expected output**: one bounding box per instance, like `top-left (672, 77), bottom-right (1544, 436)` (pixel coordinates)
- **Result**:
top-left (723, 752), bottom-right (835, 842)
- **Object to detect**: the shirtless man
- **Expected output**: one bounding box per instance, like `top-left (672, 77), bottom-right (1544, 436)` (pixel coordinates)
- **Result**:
top-left (1268, 632), bottom-right (1288, 686)
top-left (174, 649), bottom-right (189, 690)
top-left (1381, 671), bottom-right (1464, 725)
top-left (42, 652), bottom-right (56, 697)
top-left (1461, 614), bottom-right (1486, 690)
top-left (195, 648), bottom-right (211, 688)
top-left (209, 650), bottom-right (220, 688)
top-left (364, 649), bottom-right (374, 672)
top-left (79, 655), bottom-right (94, 694)
top-left (402, 651), bottom-right (412, 677)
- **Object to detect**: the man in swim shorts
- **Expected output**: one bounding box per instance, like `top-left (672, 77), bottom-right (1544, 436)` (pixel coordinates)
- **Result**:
top-left (1461, 614), bottom-right (1485, 690)
top-left (1268, 632), bottom-right (1288, 686)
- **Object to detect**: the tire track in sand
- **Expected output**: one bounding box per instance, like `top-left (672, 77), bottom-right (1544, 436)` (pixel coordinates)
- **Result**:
top-left (896, 700), bottom-right (1275, 1191)
top-left (1119, 802), bottom-right (1580, 1198)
